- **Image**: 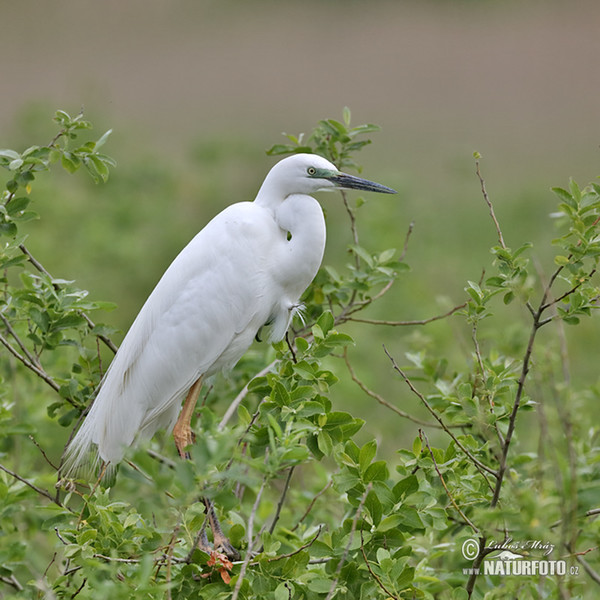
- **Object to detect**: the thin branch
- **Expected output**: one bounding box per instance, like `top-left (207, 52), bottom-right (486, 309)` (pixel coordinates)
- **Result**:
top-left (420, 429), bottom-right (480, 534)
top-left (325, 483), bottom-right (372, 600)
top-left (360, 528), bottom-right (398, 599)
top-left (399, 221), bottom-right (414, 262)
top-left (291, 479), bottom-right (333, 532)
top-left (384, 346), bottom-right (497, 480)
top-left (18, 243), bottom-right (118, 354)
top-left (540, 267), bottom-right (597, 312)
top-left (346, 301), bottom-right (466, 327)
top-left (0, 574), bottom-right (23, 592)
top-left (0, 312), bottom-right (39, 367)
top-left (218, 361), bottom-right (277, 431)
top-left (475, 159), bottom-right (506, 249)
top-left (264, 526), bottom-right (322, 563)
top-left (0, 462), bottom-right (67, 508)
top-left (343, 349), bottom-right (456, 429)
top-left (29, 435), bottom-right (60, 471)
top-left (269, 467), bottom-right (295, 535)
top-left (0, 331), bottom-right (71, 400)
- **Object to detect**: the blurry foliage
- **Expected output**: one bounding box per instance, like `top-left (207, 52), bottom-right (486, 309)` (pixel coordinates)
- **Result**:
top-left (1, 109), bottom-right (599, 599)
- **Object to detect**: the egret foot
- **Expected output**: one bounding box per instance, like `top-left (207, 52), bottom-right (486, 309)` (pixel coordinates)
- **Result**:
top-left (172, 377), bottom-right (240, 561)
top-left (203, 497), bottom-right (241, 561)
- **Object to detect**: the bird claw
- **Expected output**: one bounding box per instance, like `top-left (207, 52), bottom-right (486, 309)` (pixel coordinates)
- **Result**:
top-left (213, 535), bottom-right (241, 562)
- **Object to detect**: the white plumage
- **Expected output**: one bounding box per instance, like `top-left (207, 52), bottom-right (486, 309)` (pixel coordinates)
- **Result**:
top-left (63, 153), bottom-right (395, 475)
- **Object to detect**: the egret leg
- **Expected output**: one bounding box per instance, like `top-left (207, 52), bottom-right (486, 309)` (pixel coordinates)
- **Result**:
top-left (172, 377), bottom-right (240, 560)
top-left (203, 497), bottom-right (241, 560)
top-left (173, 377), bottom-right (203, 458)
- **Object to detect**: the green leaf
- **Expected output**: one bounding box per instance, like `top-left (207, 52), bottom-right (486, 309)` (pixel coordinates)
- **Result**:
top-left (316, 310), bottom-right (334, 335)
top-left (61, 152), bottom-right (80, 173)
top-left (365, 489), bottom-right (382, 526)
top-left (363, 461), bottom-right (388, 482)
top-left (412, 436), bottom-right (422, 457)
top-left (6, 197), bottom-right (31, 215)
top-left (307, 578), bottom-right (334, 593)
top-left (359, 440), bottom-right (377, 473)
top-left (0, 149), bottom-right (20, 161)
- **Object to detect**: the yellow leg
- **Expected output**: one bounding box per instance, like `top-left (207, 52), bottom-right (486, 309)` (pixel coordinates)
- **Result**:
top-left (173, 377), bottom-right (203, 458)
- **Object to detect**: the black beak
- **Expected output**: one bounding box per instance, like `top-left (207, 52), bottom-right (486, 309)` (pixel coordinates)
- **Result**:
top-left (329, 172), bottom-right (397, 194)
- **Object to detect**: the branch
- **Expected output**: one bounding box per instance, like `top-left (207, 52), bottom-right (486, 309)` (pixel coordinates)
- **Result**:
top-left (359, 528), bottom-right (398, 600)
top-left (268, 467), bottom-right (295, 535)
top-left (291, 479), bottom-right (332, 532)
top-left (218, 360), bottom-right (277, 431)
top-left (264, 526), bottom-right (322, 563)
top-left (18, 243), bottom-right (118, 354)
top-left (420, 429), bottom-right (480, 534)
top-left (343, 349), bottom-right (460, 429)
top-left (383, 346), bottom-right (497, 481)
top-left (0, 574), bottom-right (23, 592)
top-left (0, 462), bottom-right (68, 509)
top-left (0, 331), bottom-right (69, 400)
top-left (475, 159), bottom-right (506, 249)
top-left (346, 301), bottom-right (466, 327)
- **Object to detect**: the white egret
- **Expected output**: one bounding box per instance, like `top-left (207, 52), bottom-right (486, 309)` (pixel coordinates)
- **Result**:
top-left (63, 152), bottom-right (396, 556)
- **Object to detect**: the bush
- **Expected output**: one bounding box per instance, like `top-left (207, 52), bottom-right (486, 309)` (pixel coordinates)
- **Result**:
top-left (1, 109), bottom-right (599, 599)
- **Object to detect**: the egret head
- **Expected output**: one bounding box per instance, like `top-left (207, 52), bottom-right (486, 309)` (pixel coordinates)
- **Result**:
top-left (257, 154), bottom-right (396, 205)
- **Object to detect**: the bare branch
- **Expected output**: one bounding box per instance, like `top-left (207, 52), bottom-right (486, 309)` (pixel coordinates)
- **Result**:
top-left (360, 528), bottom-right (398, 599)
top-left (265, 526), bottom-right (322, 563)
top-left (0, 574), bottom-right (23, 592)
top-left (475, 159), bottom-right (506, 250)
top-left (268, 467), bottom-right (295, 535)
top-left (18, 243), bottom-right (118, 354)
top-left (420, 429), bottom-right (480, 534)
top-left (347, 301), bottom-right (466, 327)
top-left (399, 221), bottom-right (414, 262)
top-left (218, 361), bottom-right (277, 431)
top-left (383, 346), bottom-right (497, 481)
top-left (343, 349), bottom-right (456, 429)
top-left (292, 479), bottom-right (333, 532)
top-left (0, 462), bottom-right (69, 509)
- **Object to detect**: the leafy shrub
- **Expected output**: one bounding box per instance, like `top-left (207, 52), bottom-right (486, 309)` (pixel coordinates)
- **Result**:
top-left (1, 109), bottom-right (599, 599)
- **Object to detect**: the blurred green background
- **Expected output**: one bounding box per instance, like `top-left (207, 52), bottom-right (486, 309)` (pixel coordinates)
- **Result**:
top-left (2, 0), bottom-right (600, 452)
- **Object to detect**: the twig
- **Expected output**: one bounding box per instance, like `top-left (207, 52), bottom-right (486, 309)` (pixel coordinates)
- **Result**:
top-left (325, 483), bottom-right (372, 600)
top-left (0, 312), bottom-right (40, 367)
top-left (165, 525), bottom-right (180, 600)
top-left (18, 243), bottom-right (118, 354)
top-left (343, 349), bottom-right (456, 429)
top-left (29, 435), bottom-right (60, 471)
top-left (0, 331), bottom-right (71, 401)
top-left (383, 346), bottom-right (497, 481)
top-left (0, 462), bottom-right (66, 508)
top-left (291, 479), bottom-right (332, 532)
top-left (264, 526), bottom-right (323, 563)
top-left (0, 574), bottom-right (23, 592)
top-left (218, 361), bottom-right (277, 431)
top-left (475, 159), bottom-right (506, 249)
top-left (399, 221), bottom-right (414, 262)
top-left (420, 429), bottom-right (480, 534)
top-left (346, 301), bottom-right (466, 327)
top-left (70, 577), bottom-right (87, 598)
top-left (359, 528), bottom-right (398, 599)
top-left (269, 467), bottom-right (295, 535)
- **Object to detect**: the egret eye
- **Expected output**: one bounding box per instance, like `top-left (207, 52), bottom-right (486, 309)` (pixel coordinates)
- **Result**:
top-left (307, 167), bottom-right (316, 175)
